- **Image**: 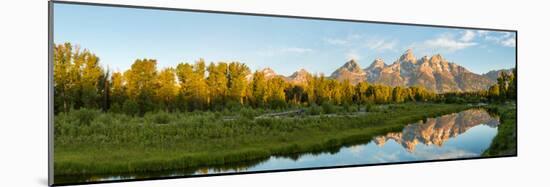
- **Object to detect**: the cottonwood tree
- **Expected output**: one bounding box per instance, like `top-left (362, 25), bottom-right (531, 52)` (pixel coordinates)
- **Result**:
top-left (266, 76), bottom-right (287, 109)
top-left (156, 68), bottom-right (178, 111)
top-left (227, 62), bottom-right (250, 105)
top-left (206, 62), bottom-right (229, 108)
top-left (79, 50), bottom-right (102, 109)
top-left (176, 59), bottom-right (208, 111)
top-left (340, 79), bottom-right (354, 104)
top-left (124, 58), bottom-right (158, 114)
top-left (53, 43), bottom-right (73, 113)
top-left (251, 71), bottom-right (268, 107)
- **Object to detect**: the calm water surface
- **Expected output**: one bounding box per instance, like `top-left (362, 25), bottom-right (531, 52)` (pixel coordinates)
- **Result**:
top-left (56, 108), bottom-right (500, 184)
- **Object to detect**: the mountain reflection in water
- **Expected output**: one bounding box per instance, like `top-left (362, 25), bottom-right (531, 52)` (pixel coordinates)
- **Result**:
top-left (373, 109), bottom-right (500, 152)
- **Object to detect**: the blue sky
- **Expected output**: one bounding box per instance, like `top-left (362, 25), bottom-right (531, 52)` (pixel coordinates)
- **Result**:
top-left (54, 3), bottom-right (516, 76)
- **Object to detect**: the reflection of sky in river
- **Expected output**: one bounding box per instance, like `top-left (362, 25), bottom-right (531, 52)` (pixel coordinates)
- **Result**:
top-left (247, 124), bottom-right (497, 171)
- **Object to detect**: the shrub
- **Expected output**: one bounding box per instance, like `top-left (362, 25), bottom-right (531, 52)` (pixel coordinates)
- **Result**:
top-left (307, 103), bottom-right (321, 115)
top-left (348, 104), bottom-right (359, 113)
top-left (226, 101), bottom-right (242, 112)
top-left (321, 102), bottom-right (336, 114)
top-left (269, 99), bottom-right (287, 110)
top-left (72, 108), bottom-right (100, 126)
top-left (342, 103), bottom-right (358, 113)
top-left (90, 113), bottom-right (118, 127)
top-left (145, 111), bottom-right (172, 124)
top-left (239, 107), bottom-right (258, 119)
top-left (365, 103), bottom-right (377, 112)
top-left (122, 100), bottom-right (139, 116)
top-left (109, 103), bottom-right (122, 113)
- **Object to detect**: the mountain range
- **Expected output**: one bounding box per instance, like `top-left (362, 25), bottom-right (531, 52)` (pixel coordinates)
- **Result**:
top-left (252, 49), bottom-right (513, 93)
top-left (482, 68), bottom-right (515, 82)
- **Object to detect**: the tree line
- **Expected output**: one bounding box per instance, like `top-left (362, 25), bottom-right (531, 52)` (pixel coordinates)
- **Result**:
top-left (488, 69), bottom-right (517, 102)
top-left (55, 43), bottom-right (517, 115)
top-left (439, 69), bottom-right (516, 104)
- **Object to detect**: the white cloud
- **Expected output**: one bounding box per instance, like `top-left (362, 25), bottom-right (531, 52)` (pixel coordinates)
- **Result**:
top-left (426, 36), bottom-right (477, 51)
top-left (324, 34), bottom-right (399, 60)
top-left (460, 30), bottom-right (476, 42)
top-left (257, 47), bottom-right (314, 57)
top-left (477, 30), bottom-right (489, 36)
top-left (501, 37), bottom-right (516, 47)
top-left (281, 47), bottom-right (314, 53)
top-left (348, 34), bottom-right (362, 40)
top-left (323, 38), bottom-right (348, 45)
top-left (365, 38), bottom-right (398, 52)
top-left (411, 34), bottom-right (477, 53)
top-left (409, 30), bottom-right (515, 56)
top-left (323, 34), bottom-right (367, 46)
top-left (348, 145), bottom-right (365, 154)
top-left (346, 50), bottom-right (361, 61)
top-left (483, 31), bottom-right (516, 47)
top-left (410, 146), bottom-right (479, 160)
top-left (485, 33), bottom-right (507, 42)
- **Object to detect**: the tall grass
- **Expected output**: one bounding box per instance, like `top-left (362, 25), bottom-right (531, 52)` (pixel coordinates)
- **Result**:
top-left (54, 103), bottom-right (472, 177)
top-left (483, 104), bottom-right (517, 156)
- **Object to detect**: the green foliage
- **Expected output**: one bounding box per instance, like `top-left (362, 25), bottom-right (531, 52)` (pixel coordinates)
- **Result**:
top-left (342, 103), bottom-right (359, 113)
top-left (365, 102), bottom-right (374, 112)
top-left (176, 60), bottom-right (208, 111)
top-left (483, 105), bottom-right (517, 156)
top-left (108, 103), bottom-right (122, 113)
top-left (227, 62), bottom-right (250, 104)
top-left (110, 72), bottom-right (126, 105)
top-left (53, 43), bottom-right (103, 113)
top-left (266, 77), bottom-right (287, 107)
top-left (239, 107), bottom-right (261, 119)
top-left (321, 102), bottom-right (337, 114)
top-left (269, 99), bottom-right (287, 110)
top-left (440, 91), bottom-right (488, 104)
top-left (307, 103), bottom-right (321, 115)
top-left (122, 100), bottom-right (139, 116)
top-left (145, 111), bottom-right (173, 124)
top-left (54, 43), bottom-right (473, 115)
top-left (54, 103), bottom-right (472, 176)
top-left (484, 69), bottom-right (516, 103)
top-left (207, 62), bottom-right (229, 107)
top-left (226, 100), bottom-right (243, 112)
top-left (156, 68), bottom-right (178, 111)
top-left (72, 108), bottom-right (101, 126)
top-left (489, 84), bottom-right (500, 101)
top-left (124, 59), bottom-right (158, 101)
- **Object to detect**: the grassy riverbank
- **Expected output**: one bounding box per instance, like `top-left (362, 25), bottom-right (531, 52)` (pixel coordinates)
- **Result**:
top-left (54, 103), bottom-right (472, 177)
top-left (483, 104), bottom-right (517, 156)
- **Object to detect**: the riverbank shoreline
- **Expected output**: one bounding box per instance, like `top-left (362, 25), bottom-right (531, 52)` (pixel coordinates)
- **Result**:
top-left (482, 104), bottom-right (517, 156)
top-left (54, 103), bottom-right (482, 182)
